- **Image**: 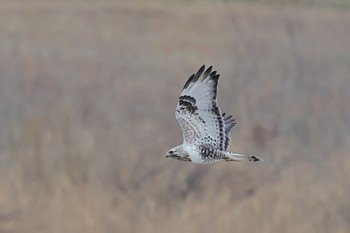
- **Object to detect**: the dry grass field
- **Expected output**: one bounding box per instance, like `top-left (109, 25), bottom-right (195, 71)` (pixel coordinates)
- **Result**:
top-left (0, 1), bottom-right (350, 232)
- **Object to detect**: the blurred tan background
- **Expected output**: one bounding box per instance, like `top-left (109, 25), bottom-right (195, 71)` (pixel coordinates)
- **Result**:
top-left (1, 0), bottom-right (350, 232)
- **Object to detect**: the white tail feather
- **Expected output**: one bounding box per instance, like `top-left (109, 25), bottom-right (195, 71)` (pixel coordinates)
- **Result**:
top-left (225, 152), bottom-right (263, 162)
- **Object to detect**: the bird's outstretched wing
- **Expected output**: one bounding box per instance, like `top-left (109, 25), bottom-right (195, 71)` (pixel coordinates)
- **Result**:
top-left (175, 65), bottom-right (235, 150)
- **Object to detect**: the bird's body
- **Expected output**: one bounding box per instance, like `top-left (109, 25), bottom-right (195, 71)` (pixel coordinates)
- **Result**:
top-left (168, 144), bottom-right (261, 164)
top-left (166, 65), bottom-right (263, 164)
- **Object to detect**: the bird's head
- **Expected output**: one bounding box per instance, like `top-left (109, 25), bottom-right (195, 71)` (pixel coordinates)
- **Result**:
top-left (166, 146), bottom-right (180, 159)
top-left (166, 145), bottom-right (191, 162)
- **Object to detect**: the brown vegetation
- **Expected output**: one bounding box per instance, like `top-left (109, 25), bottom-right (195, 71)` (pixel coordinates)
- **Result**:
top-left (0, 1), bottom-right (350, 232)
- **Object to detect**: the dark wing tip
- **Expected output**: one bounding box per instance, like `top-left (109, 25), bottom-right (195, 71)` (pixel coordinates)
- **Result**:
top-left (224, 115), bottom-right (236, 126)
top-left (212, 74), bottom-right (220, 81)
top-left (210, 74), bottom-right (220, 89)
top-left (183, 74), bottom-right (194, 90)
top-left (182, 65), bottom-right (220, 90)
top-left (193, 65), bottom-right (205, 82)
top-left (199, 64), bottom-right (206, 72)
top-left (183, 65), bottom-right (205, 90)
top-left (203, 66), bottom-right (213, 78)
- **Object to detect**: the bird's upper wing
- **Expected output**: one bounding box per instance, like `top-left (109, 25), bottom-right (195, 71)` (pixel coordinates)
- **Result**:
top-left (176, 65), bottom-right (231, 150)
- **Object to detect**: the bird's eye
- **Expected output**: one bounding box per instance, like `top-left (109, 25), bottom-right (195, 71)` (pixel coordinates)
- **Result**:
top-left (169, 151), bottom-right (173, 154)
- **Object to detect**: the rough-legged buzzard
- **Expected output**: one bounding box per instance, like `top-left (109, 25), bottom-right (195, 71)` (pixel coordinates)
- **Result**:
top-left (166, 65), bottom-right (263, 164)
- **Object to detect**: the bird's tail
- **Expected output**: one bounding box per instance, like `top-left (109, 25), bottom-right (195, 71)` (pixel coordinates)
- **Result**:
top-left (225, 152), bottom-right (263, 162)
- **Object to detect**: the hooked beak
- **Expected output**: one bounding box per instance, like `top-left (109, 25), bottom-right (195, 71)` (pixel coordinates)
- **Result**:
top-left (166, 152), bottom-right (174, 158)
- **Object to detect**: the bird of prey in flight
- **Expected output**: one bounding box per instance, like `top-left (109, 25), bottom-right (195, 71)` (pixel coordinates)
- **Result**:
top-left (166, 65), bottom-right (263, 164)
